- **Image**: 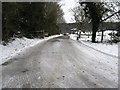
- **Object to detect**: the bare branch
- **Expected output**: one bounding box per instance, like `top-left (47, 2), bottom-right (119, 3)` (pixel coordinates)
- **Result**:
top-left (101, 10), bottom-right (120, 22)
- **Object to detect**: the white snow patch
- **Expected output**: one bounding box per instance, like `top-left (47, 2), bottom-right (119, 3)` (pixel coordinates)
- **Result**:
top-left (80, 41), bottom-right (118, 57)
top-left (69, 34), bottom-right (77, 40)
top-left (0, 34), bottom-right (62, 64)
top-left (69, 30), bottom-right (118, 57)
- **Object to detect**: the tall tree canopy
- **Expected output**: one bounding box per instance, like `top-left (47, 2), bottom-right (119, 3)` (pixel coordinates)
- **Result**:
top-left (80, 2), bottom-right (109, 42)
top-left (2, 2), bottom-right (65, 43)
top-left (72, 1), bottom-right (120, 43)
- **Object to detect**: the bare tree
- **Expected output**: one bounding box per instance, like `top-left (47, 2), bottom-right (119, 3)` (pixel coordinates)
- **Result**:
top-left (79, 2), bottom-right (120, 43)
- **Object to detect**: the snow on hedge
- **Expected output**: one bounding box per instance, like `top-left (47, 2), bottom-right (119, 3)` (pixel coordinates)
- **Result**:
top-left (0, 35), bottom-right (62, 64)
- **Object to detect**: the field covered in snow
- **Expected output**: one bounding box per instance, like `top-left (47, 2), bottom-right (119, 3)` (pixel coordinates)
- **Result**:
top-left (69, 30), bottom-right (118, 57)
top-left (0, 35), bottom-right (62, 64)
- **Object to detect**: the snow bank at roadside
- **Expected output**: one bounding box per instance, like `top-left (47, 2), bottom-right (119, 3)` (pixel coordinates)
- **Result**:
top-left (80, 41), bottom-right (118, 57)
top-left (0, 34), bottom-right (62, 64)
top-left (69, 34), bottom-right (77, 40)
top-left (69, 33), bottom-right (118, 57)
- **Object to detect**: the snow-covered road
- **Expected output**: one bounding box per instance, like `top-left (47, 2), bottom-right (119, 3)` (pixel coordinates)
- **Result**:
top-left (2, 35), bottom-right (118, 88)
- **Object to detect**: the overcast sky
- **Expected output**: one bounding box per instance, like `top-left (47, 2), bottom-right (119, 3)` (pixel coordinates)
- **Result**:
top-left (59, 0), bottom-right (120, 23)
top-left (59, 0), bottom-right (79, 23)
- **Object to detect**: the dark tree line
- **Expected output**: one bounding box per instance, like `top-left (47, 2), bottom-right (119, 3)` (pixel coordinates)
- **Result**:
top-left (2, 2), bottom-right (64, 43)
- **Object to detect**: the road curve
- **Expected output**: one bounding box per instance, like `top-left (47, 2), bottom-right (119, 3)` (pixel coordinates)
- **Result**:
top-left (2, 36), bottom-right (118, 88)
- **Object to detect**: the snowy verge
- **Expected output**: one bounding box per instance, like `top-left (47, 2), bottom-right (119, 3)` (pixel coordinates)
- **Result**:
top-left (69, 34), bottom-right (118, 57)
top-left (69, 34), bottom-right (77, 40)
top-left (0, 34), bottom-right (62, 64)
top-left (80, 40), bottom-right (118, 57)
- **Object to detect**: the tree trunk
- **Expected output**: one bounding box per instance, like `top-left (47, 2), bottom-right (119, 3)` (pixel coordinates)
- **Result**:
top-left (78, 31), bottom-right (81, 38)
top-left (92, 30), bottom-right (96, 43)
top-left (101, 29), bottom-right (104, 43)
top-left (92, 21), bottom-right (100, 43)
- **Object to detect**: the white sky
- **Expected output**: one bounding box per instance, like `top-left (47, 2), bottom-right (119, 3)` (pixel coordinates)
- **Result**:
top-left (59, 0), bottom-right (79, 23)
top-left (59, 0), bottom-right (120, 23)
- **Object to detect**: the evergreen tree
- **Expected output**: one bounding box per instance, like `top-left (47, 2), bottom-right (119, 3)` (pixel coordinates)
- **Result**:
top-left (2, 2), bottom-right (64, 43)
